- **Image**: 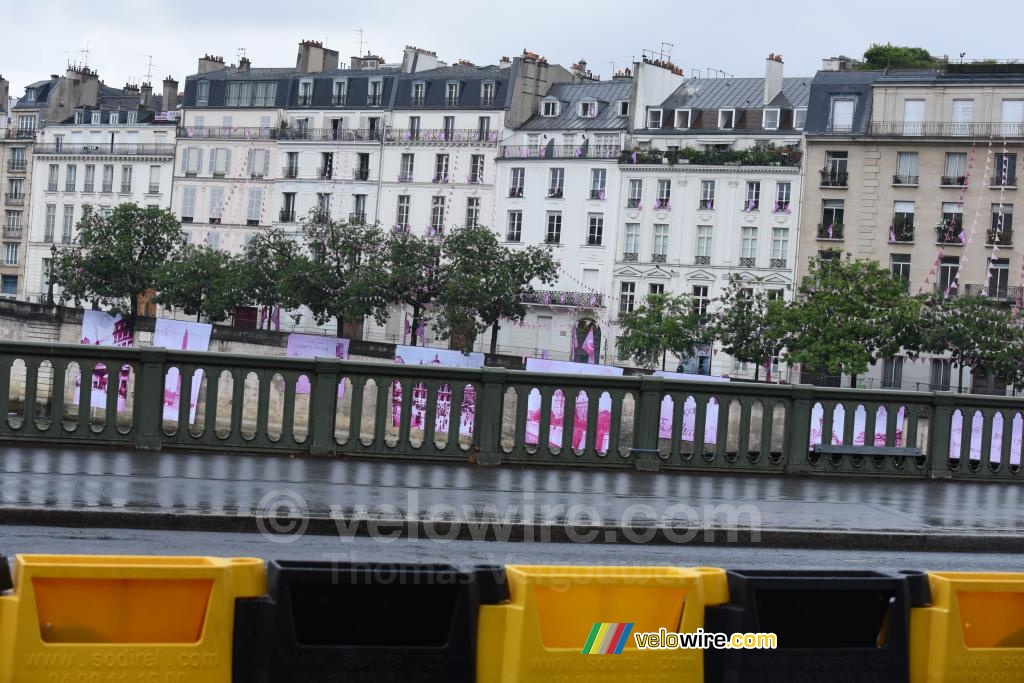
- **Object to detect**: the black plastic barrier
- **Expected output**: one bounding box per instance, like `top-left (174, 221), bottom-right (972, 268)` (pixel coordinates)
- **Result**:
top-left (703, 569), bottom-right (929, 683)
top-left (0, 555), bottom-right (10, 593)
top-left (232, 561), bottom-right (508, 683)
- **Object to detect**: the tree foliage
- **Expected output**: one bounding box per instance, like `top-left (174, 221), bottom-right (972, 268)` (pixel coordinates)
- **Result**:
top-left (784, 256), bottom-right (923, 383)
top-left (154, 244), bottom-right (245, 322)
top-left (709, 276), bottom-right (787, 380)
top-left (238, 228), bottom-right (309, 326)
top-left (382, 230), bottom-right (443, 346)
top-left (858, 44), bottom-right (942, 70)
top-left (616, 294), bottom-right (702, 370)
top-left (51, 203), bottom-right (185, 319)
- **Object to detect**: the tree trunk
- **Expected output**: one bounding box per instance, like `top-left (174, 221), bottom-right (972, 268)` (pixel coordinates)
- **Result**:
top-left (336, 316), bottom-right (345, 338)
top-left (410, 305), bottom-right (420, 347)
top-left (958, 364), bottom-right (964, 393)
top-left (754, 363), bottom-right (760, 381)
top-left (489, 321), bottom-right (499, 355)
top-left (850, 373), bottom-right (857, 389)
top-left (196, 309), bottom-right (202, 322)
top-left (661, 348), bottom-right (667, 371)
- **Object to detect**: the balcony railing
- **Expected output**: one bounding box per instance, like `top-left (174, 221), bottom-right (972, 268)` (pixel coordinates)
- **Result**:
top-left (623, 252), bottom-right (638, 262)
top-left (281, 128), bottom-right (382, 142)
top-left (739, 257), bottom-right (756, 267)
top-left (349, 212), bottom-right (367, 225)
top-left (5, 129), bottom-right (36, 140)
top-left (870, 121), bottom-right (1024, 138)
top-left (388, 128), bottom-right (498, 145)
top-left (397, 172), bottom-right (415, 182)
top-left (331, 95), bottom-right (346, 106)
top-left (33, 144), bottom-right (174, 156)
top-left (6, 160), bottom-right (27, 173)
top-left (940, 175), bottom-right (967, 186)
top-left (626, 198), bottom-right (641, 208)
top-left (817, 222), bottom-right (844, 239)
top-left (547, 188), bottom-right (564, 199)
top-left (987, 226), bottom-right (1014, 245)
top-left (770, 258), bottom-right (787, 268)
top-left (651, 253), bottom-right (667, 263)
top-left (83, 183), bottom-right (94, 193)
top-left (893, 174), bottom-right (918, 185)
top-left (480, 97), bottom-right (496, 107)
top-left (279, 210), bottom-right (296, 223)
top-left (147, 184), bottom-right (161, 194)
top-left (498, 144), bottom-right (620, 160)
top-left (520, 290), bottom-right (604, 308)
top-left (933, 282), bottom-right (960, 297)
top-left (4, 194), bottom-right (25, 206)
top-left (2, 226), bottom-right (22, 239)
top-left (317, 167), bottom-right (333, 180)
top-left (368, 94), bottom-right (383, 107)
top-left (590, 189), bottom-right (605, 200)
top-left (963, 284), bottom-right (1022, 301)
top-left (890, 223), bottom-right (915, 243)
top-left (654, 199), bottom-right (672, 211)
top-left (820, 170), bottom-right (848, 187)
top-left (178, 126), bottom-right (278, 140)
top-left (508, 187), bottom-right (523, 198)
top-left (991, 175), bottom-right (1018, 187)
top-left (937, 222), bottom-right (964, 244)
top-left (694, 255), bottom-right (710, 265)
top-left (282, 166), bottom-right (299, 179)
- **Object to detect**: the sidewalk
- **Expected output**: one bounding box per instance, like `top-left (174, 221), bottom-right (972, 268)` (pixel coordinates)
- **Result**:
top-left (2, 445), bottom-right (1023, 551)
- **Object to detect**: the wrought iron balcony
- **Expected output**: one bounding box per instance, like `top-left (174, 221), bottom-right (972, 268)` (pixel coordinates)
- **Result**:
top-left (698, 199), bottom-right (715, 210)
top-left (739, 257), bottom-right (756, 267)
top-left (2, 226), bottom-right (22, 239)
top-left (508, 186), bottom-right (524, 198)
top-left (397, 172), bottom-right (414, 182)
top-left (890, 223), bottom-right (915, 243)
top-left (331, 95), bottom-right (346, 106)
top-left (963, 284), bottom-right (1021, 301)
top-left (933, 282), bottom-right (960, 297)
top-left (497, 144), bottom-right (620, 160)
top-left (936, 221), bottom-right (964, 244)
top-left (5, 129), bottom-right (36, 140)
top-left (278, 128), bottom-right (381, 142)
top-left (626, 198), bottom-right (641, 208)
top-left (893, 174), bottom-right (918, 185)
top-left (368, 94), bottom-right (383, 107)
top-left (651, 253), bottom-right (667, 263)
top-left (349, 212), bottom-right (366, 225)
top-left (590, 189), bottom-right (605, 200)
top-left (694, 255), bottom-right (710, 265)
top-left (178, 126), bottom-right (278, 140)
top-left (33, 143), bottom-right (175, 157)
top-left (817, 223), bottom-right (844, 239)
top-left (623, 252), bottom-right (638, 262)
top-left (820, 170), bottom-right (848, 187)
top-left (870, 121), bottom-right (1024, 138)
top-left (147, 184), bottom-right (161, 194)
top-left (940, 175), bottom-right (967, 186)
top-left (770, 258), bottom-right (787, 268)
top-left (317, 167), bottom-right (333, 180)
top-left (547, 188), bottom-right (564, 199)
top-left (83, 184), bottom-right (95, 193)
top-left (987, 226), bottom-right (1013, 245)
top-left (282, 166), bottom-right (299, 179)
top-left (389, 128), bottom-right (498, 145)
top-left (279, 210), bottom-right (296, 223)
top-left (6, 160), bottom-right (27, 173)
top-left (520, 290), bottom-right (604, 308)
top-left (991, 174), bottom-right (1018, 187)
top-left (4, 193), bottom-right (24, 206)
top-left (654, 199), bottom-right (672, 211)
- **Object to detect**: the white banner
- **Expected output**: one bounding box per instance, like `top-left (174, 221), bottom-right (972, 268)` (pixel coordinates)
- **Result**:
top-left (392, 346), bottom-right (484, 437)
top-left (286, 333), bottom-right (350, 396)
top-left (524, 358), bottom-right (623, 452)
top-left (810, 403), bottom-right (907, 448)
top-left (77, 310), bottom-right (133, 411)
top-left (654, 371), bottom-right (729, 443)
top-left (950, 410), bottom-right (1024, 465)
top-left (153, 320), bottom-right (212, 424)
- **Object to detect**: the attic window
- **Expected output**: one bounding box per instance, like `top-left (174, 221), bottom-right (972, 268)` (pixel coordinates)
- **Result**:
top-left (25, 88), bottom-right (36, 103)
top-left (446, 82), bottom-right (460, 106)
top-left (74, 111), bottom-right (84, 124)
top-left (647, 109), bottom-right (663, 129)
top-left (91, 111), bottom-right (101, 125)
top-left (618, 100), bottom-right (629, 116)
top-left (578, 100), bottom-right (597, 118)
top-left (411, 82), bottom-right (425, 106)
top-left (718, 109), bottom-right (735, 129)
top-left (196, 80), bottom-right (210, 107)
top-left (127, 111), bottom-right (138, 125)
top-left (794, 107), bottom-right (807, 130)
top-left (481, 81), bottom-right (496, 105)
top-left (762, 108), bottom-right (780, 130)
top-left (675, 109), bottom-right (691, 129)
top-left (541, 100), bottom-right (559, 117)
top-left (109, 111), bottom-right (119, 125)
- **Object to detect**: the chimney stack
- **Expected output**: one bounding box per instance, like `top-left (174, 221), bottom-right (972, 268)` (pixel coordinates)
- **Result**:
top-left (296, 39), bottom-right (339, 73)
top-left (238, 56), bottom-right (251, 71)
top-left (499, 56), bottom-right (512, 69)
top-left (140, 82), bottom-right (153, 107)
top-left (764, 53), bottom-right (784, 105)
top-left (198, 54), bottom-right (225, 74)
top-left (350, 53), bottom-right (385, 70)
top-left (401, 46), bottom-right (439, 74)
top-left (162, 76), bottom-right (178, 111)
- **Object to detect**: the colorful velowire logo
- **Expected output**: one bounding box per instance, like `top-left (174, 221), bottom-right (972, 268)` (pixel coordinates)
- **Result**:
top-left (582, 622), bottom-right (635, 654)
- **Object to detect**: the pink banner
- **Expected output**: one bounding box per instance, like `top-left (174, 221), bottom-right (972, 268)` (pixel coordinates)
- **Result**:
top-left (77, 310), bottom-right (133, 411)
top-left (391, 346), bottom-right (484, 438)
top-left (950, 411), bottom-right (1024, 465)
top-left (523, 358), bottom-right (623, 452)
top-left (154, 319), bottom-right (212, 424)
top-left (286, 333), bottom-right (349, 395)
top-left (810, 404), bottom-right (907, 448)
top-left (654, 371), bottom-right (730, 443)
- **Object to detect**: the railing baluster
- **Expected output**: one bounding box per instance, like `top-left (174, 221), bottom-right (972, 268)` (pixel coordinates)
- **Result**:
top-left (423, 380), bottom-right (439, 451)
top-left (177, 365), bottom-right (194, 438)
top-left (692, 395), bottom-right (707, 459)
top-left (583, 387), bottom-right (601, 459)
top-left (374, 376), bottom-right (391, 449)
top-left (202, 369), bottom-right (220, 444)
top-left (669, 393), bottom-right (685, 460)
top-left (538, 388), bottom-right (553, 457)
top-left (760, 400), bottom-right (774, 461)
top-left (23, 358), bottom-right (38, 431)
top-left (980, 409), bottom-right (996, 471)
top-left (397, 378), bottom-right (414, 449)
top-left (737, 399), bottom-right (752, 459)
top-left (715, 396), bottom-right (729, 460)
top-left (48, 359), bottom-right (67, 435)
top-left (447, 382), bottom-right (466, 454)
top-left (255, 369), bottom-right (271, 444)
top-left (104, 360), bottom-right (119, 434)
top-left (607, 390), bottom-right (624, 459)
top-left (560, 387), bottom-right (575, 456)
top-left (347, 375), bottom-right (366, 448)
top-left (230, 368), bottom-right (245, 443)
top-left (513, 385), bottom-right (530, 454)
top-left (281, 373), bottom-right (296, 444)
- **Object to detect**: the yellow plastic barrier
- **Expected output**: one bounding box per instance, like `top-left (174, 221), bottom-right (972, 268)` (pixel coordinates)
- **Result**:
top-left (911, 572), bottom-right (1024, 682)
top-left (477, 565), bottom-right (728, 682)
top-left (0, 554), bottom-right (265, 683)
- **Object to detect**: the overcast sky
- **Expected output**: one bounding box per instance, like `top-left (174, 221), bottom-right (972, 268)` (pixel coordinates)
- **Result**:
top-left (3, 0), bottom-right (1023, 96)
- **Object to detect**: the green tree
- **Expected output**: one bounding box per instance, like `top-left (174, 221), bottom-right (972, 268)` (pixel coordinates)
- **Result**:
top-left (858, 43), bottom-right (942, 70)
top-left (50, 203), bottom-right (185, 321)
top-left (784, 256), bottom-right (922, 387)
top-left (300, 213), bottom-right (389, 338)
top-left (238, 228), bottom-right (309, 328)
top-left (154, 244), bottom-right (244, 322)
top-left (436, 225), bottom-right (558, 354)
top-left (382, 230), bottom-right (442, 346)
top-left (920, 295), bottom-right (1023, 392)
top-left (710, 276), bottom-right (788, 381)
top-left (616, 294), bottom-right (702, 370)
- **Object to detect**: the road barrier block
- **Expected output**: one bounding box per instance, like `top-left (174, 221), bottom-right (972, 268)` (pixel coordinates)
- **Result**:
top-left (704, 569), bottom-right (929, 683)
top-left (0, 554), bottom-right (265, 683)
top-left (911, 572), bottom-right (1024, 682)
top-left (476, 565), bottom-right (728, 682)
top-left (232, 561), bottom-right (507, 683)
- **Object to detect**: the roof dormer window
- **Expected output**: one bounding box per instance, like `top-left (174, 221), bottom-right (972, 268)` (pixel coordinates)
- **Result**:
top-left (411, 81), bottom-right (426, 106)
top-left (74, 110), bottom-right (84, 124)
top-left (91, 111), bottom-right (101, 125)
top-left (196, 80), bottom-right (209, 107)
top-left (647, 109), bottom-right (663, 129)
top-left (127, 111), bottom-right (138, 125)
top-left (109, 111), bottom-right (119, 125)
top-left (298, 79), bottom-right (314, 106)
top-left (618, 100), bottom-right (629, 117)
top-left (718, 108), bottom-right (735, 129)
top-left (481, 81), bottom-right (496, 106)
top-left (446, 81), bottom-right (460, 106)
top-left (579, 99), bottom-right (597, 118)
top-left (541, 99), bottom-right (559, 117)
top-left (675, 109), bottom-right (691, 129)
top-left (25, 88), bottom-right (36, 103)
top-left (762, 108), bottom-right (780, 130)
top-left (332, 79), bottom-right (346, 106)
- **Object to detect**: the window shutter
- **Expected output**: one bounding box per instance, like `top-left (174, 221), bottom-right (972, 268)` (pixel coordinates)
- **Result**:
top-left (195, 149), bottom-right (204, 174)
top-left (210, 188), bottom-right (224, 218)
top-left (180, 150), bottom-right (189, 173)
top-left (209, 149), bottom-right (217, 173)
top-left (183, 187), bottom-right (196, 217)
top-left (224, 149), bottom-right (232, 175)
top-left (246, 150), bottom-right (254, 175)
top-left (261, 149), bottom-right (270, 176)
top-left (248, 188), bottom-right (262, 221)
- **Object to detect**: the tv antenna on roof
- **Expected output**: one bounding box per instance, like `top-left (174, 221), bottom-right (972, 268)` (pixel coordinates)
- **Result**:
top-left (237, 47), bottom-right (247, 63)
top-left (660, 42), bottom-right (674, 62)
top-left (141, 54), bottom-right (154, 83)
top-left (351, 28), bottom-right (366, 56)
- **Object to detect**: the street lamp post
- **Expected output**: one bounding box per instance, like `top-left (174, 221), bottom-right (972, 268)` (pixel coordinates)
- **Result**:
top-left (47, 244), bottom-right (56, 306)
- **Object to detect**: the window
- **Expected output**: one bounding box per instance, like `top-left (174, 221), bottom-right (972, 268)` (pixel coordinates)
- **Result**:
top-left (830, 98), bottom-right (855, 132)
top-left (102, 165), bottom-right (114, 193)
top-left (775, 182), bottom-right (791, 212)
top-left (700, 180), bottom-right (715, 209)
top-left (249, 149), bottom-right (269, 178)
top-left (332, 79), bottom-right (347, 106)
top-left (718, 109), bottom-right (735, 129)
top-left (821, 199), bottom-right (845, 237)
top-left (395, 195), bottom-right (410, 228)
top-left (1001, 99), bottom-right (1024, 136)
top-left (445, 82), bottom-right (460, 106)
top-left (62, 205), bottom-right (74, 243)
top-left (741, 227), bottom-right (758, 261)
top-left (120, 166), bottom-right (132, 193)
top-left (990, 203), bottom-right (1013, 244)
top-left (297, 80), bottom-right (314, 107)
top-left (590, 168), bottom-right (606, 199)
top-left (180, 186), bottom-right (196, 222)
top-left (618, 100), bottom-right (629, 117)
top-left (619, 282), bottom-right (636, 315)
top-left (430, 196), bottom-right (445, 234)
top-left (939, 256), bottom-right (959, 294)
top-left (771, 228), bottom-right (788, 262)
top-left (367, 80), bottom-right (382, 107)
top-left (624, 223), bottom-right (640, 258)
top-left (126, 111), bottom-right (138, 125)
top-left (46, 165), bottom-right (58, 192)
top-left (941, 201), bottom-right (964, 239)
top-left (470, 154), bottom-right (485, 184)
top-left (196, 80), bottom-right (210, 106)
top-left (399, 153), bottom-right (414, 182)
top-left (931, 359), bottom-right (952, 391)
top-left (478, 116), bottom-right (491, 139)
top-left (696, 225), bottom-right (712, 262)
top-left (545, 212), bottom-right (562, 244)
top-left (74, 110), bottom-right (84, 124)
top-left (65, 165), bottom-right (77, 192)
top-left (433, 154), bottom-right (449, 183)
top-left (465, 197), bottom-right (480, 228)
top-left (182, 148), bottom-right (202, 176)
top-left (675, 109), bottom-right (691, 129)
top-left (44, 205), bottom-right (56, 241)
top-left (903, 99), bottom-right (925, 136)
top-left (628, 179), bottom-right (643, 208)
top-left (951, 99), bottom-right (974, 136)
top-left (210, 148), bottom-right (230, 176)
top-left (548, 168), bottom-right (564, 198)
top-left (587, 214), bottom-right (604, 246)
top-left (25, 88), bottom-right (36, 103)
top-left (692, 286), bottom-right (709, 318)
top-left (253, 81), bottom-right (277, 107)
top-left (892, 201), bottom-right (915, 242)
top-left (79, 165), bottom-right (95, 193)
top-left (579, 100), bottom-right (597, 118)
top-left (823, 151), bottom-right (848, 186)
top-left (3, 243), bottom-right (18, 266)
top-left (895, 152), bottom-right (918, 184)
top-left (506, 210), bottom-right (522, 242)
top-left (989, 258), bottom-right (1010, 297)
top-left (647, 109), bottom-right (662, 128)
top-left (510, 167), bottom-right (525, 197)
top-left (994, 153), bottom-right (1017, 186)
top-left (109, 112), bottom-right (119, 125)
top-left (882, 356), bottom-right (904, 389)
top-left (744, 181), bottom-right (760, 211)
top-left (653, 224), bottom-right (668, 259)
top-left (225, 81), bottom-right (250, 107)
top-left (281, 192), bottom-right (297, 222)
top-left (794, 108), bottom-right (807, 130)
top-left (41, 259), bottom-right (53, 288)
top-left (481, 81), bottom-right (495, 106)
top-left (943, 152), bottom-right (967, 185)
top-left (209, 187), bottom-right (224, 222)
top-left (656, 179), bottom-right (671, 209)
top-left (542, 100), bottom-right (559, 117)
top-left (763, 109), bottom-right (780, 130)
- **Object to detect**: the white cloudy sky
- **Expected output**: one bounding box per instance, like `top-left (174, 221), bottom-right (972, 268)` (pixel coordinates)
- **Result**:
top-left (2, 0), bottom-right (1022, 95)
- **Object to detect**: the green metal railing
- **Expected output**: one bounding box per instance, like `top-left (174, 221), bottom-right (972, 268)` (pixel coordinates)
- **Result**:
top-left (1, 341), bottom-right (1023, 481)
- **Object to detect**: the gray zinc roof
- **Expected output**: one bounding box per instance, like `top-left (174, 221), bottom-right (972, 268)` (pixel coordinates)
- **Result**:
top-left (520, 79), bottom-right (632, 131)
top-left (802, 70), bottom-right (883, 135)
top-left (661, 77), bottom-right (811, 110)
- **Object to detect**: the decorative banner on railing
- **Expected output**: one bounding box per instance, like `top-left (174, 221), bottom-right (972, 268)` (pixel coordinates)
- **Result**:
top-left (286, 333), bottom-right (349, 395)
top-left (950, 410), bottom-right (1024, 465)
top-left (523, 358), bottom-right (622, 452)
top-left (810, 403), bottom-right (906, 448)
top-left (391, 345), bottom-right (484, 438)
top-left (653, 371), bottom-right (728, 443)
top-left (154, 319), bottom-right (212, 424)
top-left (77, 310), bottom-right (133, 411)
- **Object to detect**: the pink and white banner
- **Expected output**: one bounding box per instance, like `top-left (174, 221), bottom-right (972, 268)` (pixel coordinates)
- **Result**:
top-left (654, 371), bottom-right (729, 443)
top-left (286, 333), bottom-right (350, 395)
top-left (810, 403), bottom-right (907, 448)
top-left (153, 319), bottom-right (212, 424)
top-left (950, 410), bottom-right (1024, 464)
top-left (77, 310), bottom-right (134, 411)
top-left (524, 358), bottom-right (623, 452)
top-left (392, 346), bottom-right (484, 438)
